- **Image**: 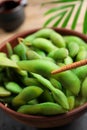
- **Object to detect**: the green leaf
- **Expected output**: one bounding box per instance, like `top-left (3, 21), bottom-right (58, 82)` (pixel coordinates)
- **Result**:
top-left (53, 11), bottom-right (67, 27)
top-left (42, 0), bottom-right (80, 6)
top-left (83, 8), bottom-right (87, 34)
top-left (43, 11), bottom-right (67, 27)
top-left (44, 4), bottom-right (74, 15)
top-left (62, 5), bottom-right (74, 27)
top-left (71, 1), bottom-right (83, 30)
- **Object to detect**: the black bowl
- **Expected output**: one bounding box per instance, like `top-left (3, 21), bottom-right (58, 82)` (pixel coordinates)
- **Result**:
top-left (0, 0), bottom-right (25, 32)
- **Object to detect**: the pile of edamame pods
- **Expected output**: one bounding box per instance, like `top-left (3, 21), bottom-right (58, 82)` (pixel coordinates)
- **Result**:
top-left (0, 28), bottom-right (87, 116)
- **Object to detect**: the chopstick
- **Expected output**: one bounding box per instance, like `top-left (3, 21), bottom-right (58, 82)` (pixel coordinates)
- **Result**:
top-left (51, 59), bottom-right (87, 74)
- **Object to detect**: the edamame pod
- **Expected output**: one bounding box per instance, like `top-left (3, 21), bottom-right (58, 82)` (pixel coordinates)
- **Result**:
top-left (64, 56), bottom-right (73, 65)
top-left (32, 72), bottom-right (69, 109)
top-left (50, 78), bottom-right (62, 90)
top-left (32, 38), bottom-right (57, 53)
top-left (73, 65), bottom-right (87, 81)
top-left (57, 70), bottom-right (81, 95)
top-left (67, 96), bottom-right (75, 110)
top-left (5, 82), bottom-right (22, 94)
top-left (17, 102), bottom-right (66, 115)
top-left (0, 87), bottom-right (11, 97)
top-left (76, 46), bottom-right (87, 61)
top-left (6, 42), bottom-right (13, 58)
top-left (14, 43), bottom-right (28, 60)
top-left (64, 36), bottom-right (87, 50)
top-left (24, 28), bottom-right (53, 44)
top-left (17, 59), bottom-right (81, 95)
top-left (81, 77), bottom-right (87, 98)
top-left (17, 59), bottom-right (59, 78)
top-left (50, 30), bottom-right (66, 48)
top-left (67, 42), bottom-right (79, 58)
top-left (39, 89), bottom-right (54, 103)
top-left (12, 86), bottom-right (43, 107)
top-left (34, 28), bottom-right (53, 38)
top-left (26, 50), bottom-right (41, 60)
top-left (48, 48), bottom-right (68, 61)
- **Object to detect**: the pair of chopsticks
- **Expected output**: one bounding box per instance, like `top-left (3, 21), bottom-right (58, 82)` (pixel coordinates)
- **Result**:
top-left (51, 59), bottom-right (87, 74)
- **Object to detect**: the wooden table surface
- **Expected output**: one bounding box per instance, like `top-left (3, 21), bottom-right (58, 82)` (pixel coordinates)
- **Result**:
top-left (0, 0), bottom-right (87, 43)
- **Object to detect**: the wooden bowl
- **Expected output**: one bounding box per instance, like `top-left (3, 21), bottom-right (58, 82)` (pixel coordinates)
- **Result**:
top-left (0, 28), bottom-right (87, 128)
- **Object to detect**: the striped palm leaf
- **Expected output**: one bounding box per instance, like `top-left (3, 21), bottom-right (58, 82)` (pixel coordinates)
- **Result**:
top-left (42, 0), bottom-right (87, 34)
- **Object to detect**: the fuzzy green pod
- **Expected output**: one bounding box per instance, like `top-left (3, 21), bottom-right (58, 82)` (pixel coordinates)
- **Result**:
top-left (12, 86), bottom-right (43, 107)
top-left (32, 73), bottom-right (69, 110)
top-left (64, 36), bottom-right (87, 50)
top-left (57, 70), bottom-right (81, 95)
top-left (81, 77), bottom-right (87, 98)
top-left (17, 102), bottom-right (67, 115)
top-left (0, 87), bottom-right (11, 97)
top-left (17, 59), bottom-right (81, 96)
top-left (76, 47), bottom-right (87, 61)
top-left (67, 42), bottom-right (79, 58)
top-left (32, 38), bottom-right (57, 53)
top-left (14, 42), bottom-right (28, 60)
top-left (26, 50), bottom-right (41, 60)
top-left (17, 59), bottom-right (59, 78)
top-left (50, 78), bottom-right (62, 90)
top-left (34, 28), bottom-right (53, 38)
top-left (48, 48), bottom-right (69, 61)
top-left (73, 65), bottom-right (87, 81)
top-left (50, 30), bottom-right (66, 48)
top-left (5, 82), bottom-right (22, 94)
top-left (67, 96), bottom-right (75, 110)
top-left (64, 56), bottom-right (73, 65)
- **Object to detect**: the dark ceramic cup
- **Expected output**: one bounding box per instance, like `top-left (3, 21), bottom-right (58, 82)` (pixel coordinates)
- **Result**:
top-left (0, 0), bottom-right (25, 32)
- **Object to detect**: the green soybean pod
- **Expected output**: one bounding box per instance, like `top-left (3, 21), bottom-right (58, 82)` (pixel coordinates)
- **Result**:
top-left (26, 50), bottom-right (41, 60)
top-left (67, 42), bottom-right (79, 58)
top-left (50, 30), bottom-right (66, 48)
top-left (32, 38), bottom-right (57, 53)
top-left (81, 77), bottom-right (87, 98)
top-left (22, 77), bottom-right (42, 86)
top-left (56, 70), bottom-right (81, 96)
top-left (27, 99), bottom-right (39, 105)
top-left (17, 59), bottom-right (59, 78)
top-left (17, 102), bottom-right (67, 115)
top-left (73, 65), bottom-right (87, 81)
top-left (75, 46), bottom-right (87, 61)
top-left (34, 28), bottom-right (53, 38)
top-left (48, 48), bottom-right (69, 61)
top-left (24, 28), bottom-right (53, 45)
top-left (39, 89), bottom-right (54, 103)
top-left (13, 42), bottom-right (28, 60)
top-left (67, 96), bottom-right (75, 110)
top-left (24, 34), bottom-right (36, 45)
top-left (17, 59), bottom-right (81, 95)
top-left (64, 36), bottom-right (87, 50)
top-left (64, 56), bottom-right (73, 65)
top-left (0, 87), bottom-right (11, 97)
top-left (6, 42), bottom-right (13, 58)
top-left (5, 82), bottom-right (22, 94)
top-left (31, 72), bottom-right (69, 110)
top-left (50, 78), bottom-right (62, 90)
top-left (10, 54), bottom-right (20, 62)
top-left (0, 52), bottom-right (7, 57)
top-left (12, 86), bottom-right (43, 107)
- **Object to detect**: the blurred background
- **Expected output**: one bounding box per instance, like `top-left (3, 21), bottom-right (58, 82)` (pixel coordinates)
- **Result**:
top-left (0, 0), bottom-right (86, 43)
